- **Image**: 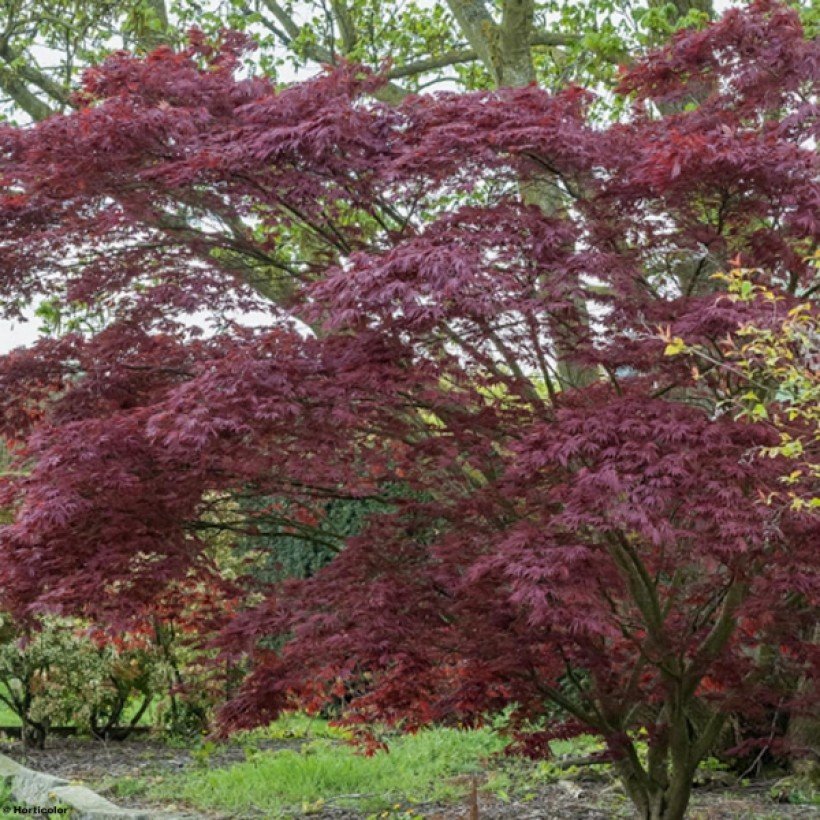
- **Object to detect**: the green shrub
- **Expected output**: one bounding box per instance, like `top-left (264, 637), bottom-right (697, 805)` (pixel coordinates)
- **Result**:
top-left (0, 614), bottom-right (156, 745)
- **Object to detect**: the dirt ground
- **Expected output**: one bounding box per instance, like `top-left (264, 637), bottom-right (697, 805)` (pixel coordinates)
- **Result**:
top-left (1, 735), bottom-right (818, 819)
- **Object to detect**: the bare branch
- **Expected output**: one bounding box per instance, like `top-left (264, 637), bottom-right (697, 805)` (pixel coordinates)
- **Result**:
top-left (445, 0), bottom-right (499, 80)
top-left (0, 61), bottom-right (55, 121)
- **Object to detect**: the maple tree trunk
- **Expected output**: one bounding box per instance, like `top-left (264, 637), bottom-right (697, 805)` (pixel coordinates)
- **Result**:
top-left (614, 691), bottom-right (728, 819)
top-left (616, 756), bottom-right (693, 820)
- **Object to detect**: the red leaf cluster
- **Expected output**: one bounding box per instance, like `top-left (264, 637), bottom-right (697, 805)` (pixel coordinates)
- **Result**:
top-left (0, 0), bottom-right (816, 758)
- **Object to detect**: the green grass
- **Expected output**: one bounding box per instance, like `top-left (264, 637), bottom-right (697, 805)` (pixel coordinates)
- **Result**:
top-left (150, 723), bottom-right (509, 816)
top-left (0, 701), bottom-right (21, 726)
top-left (0, 781), bottom-right (16, 809)
top-left (241, 710), bottom-right (352, 742)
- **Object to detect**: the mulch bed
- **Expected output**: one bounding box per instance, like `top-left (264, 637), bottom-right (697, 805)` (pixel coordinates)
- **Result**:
top-left (2, 735), bottom-right (222, 780)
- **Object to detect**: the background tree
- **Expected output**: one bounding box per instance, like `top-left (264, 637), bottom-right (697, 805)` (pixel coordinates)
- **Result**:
top-left (0, 0), bottom-right (170, 121)
top-left (0, 0), bottom-right (724, 122)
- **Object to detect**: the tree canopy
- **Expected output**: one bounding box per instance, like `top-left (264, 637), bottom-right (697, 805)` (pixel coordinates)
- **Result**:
top-left (0, 0), bottom-right (728, 121)
top-left (0, 2), bottom-right (816, 818)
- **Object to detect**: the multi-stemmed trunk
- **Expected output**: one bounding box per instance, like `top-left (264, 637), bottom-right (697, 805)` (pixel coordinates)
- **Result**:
top-left (617, 762), bottom-right (694, 820)
top-left (610, 690), bottom-right (729, 819)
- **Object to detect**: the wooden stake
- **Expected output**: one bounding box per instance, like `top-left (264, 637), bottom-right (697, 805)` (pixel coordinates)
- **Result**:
top-left (469, 774), bottom-right (479, 820)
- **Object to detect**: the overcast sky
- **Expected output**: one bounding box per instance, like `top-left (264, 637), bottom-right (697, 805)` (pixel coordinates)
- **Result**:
top-left (0, 316), bottom-right (39, 353)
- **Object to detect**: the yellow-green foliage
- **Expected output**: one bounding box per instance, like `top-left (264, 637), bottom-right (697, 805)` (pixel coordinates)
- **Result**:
top-left (722, 268), bottom-right (818, 510)
top-left (666, 264), bottom-right (819, 511)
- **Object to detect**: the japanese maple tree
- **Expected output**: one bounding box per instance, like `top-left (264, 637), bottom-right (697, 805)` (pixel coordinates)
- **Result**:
top-left (0, 2), bottom-right (816, 817)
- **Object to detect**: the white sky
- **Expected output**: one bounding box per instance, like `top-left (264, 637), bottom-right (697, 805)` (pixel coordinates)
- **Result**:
top-left (0, 317), bottom-right (40, 352)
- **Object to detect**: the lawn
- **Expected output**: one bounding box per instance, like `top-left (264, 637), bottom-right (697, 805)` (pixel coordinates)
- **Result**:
top-left (149, 722), bottom-right (512, 816)
top-left (0, 702), bottom-right (19, 727)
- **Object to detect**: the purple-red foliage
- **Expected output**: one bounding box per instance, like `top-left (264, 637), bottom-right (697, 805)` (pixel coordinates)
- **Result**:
top-left (0, 0), bottom-right (816, 770)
